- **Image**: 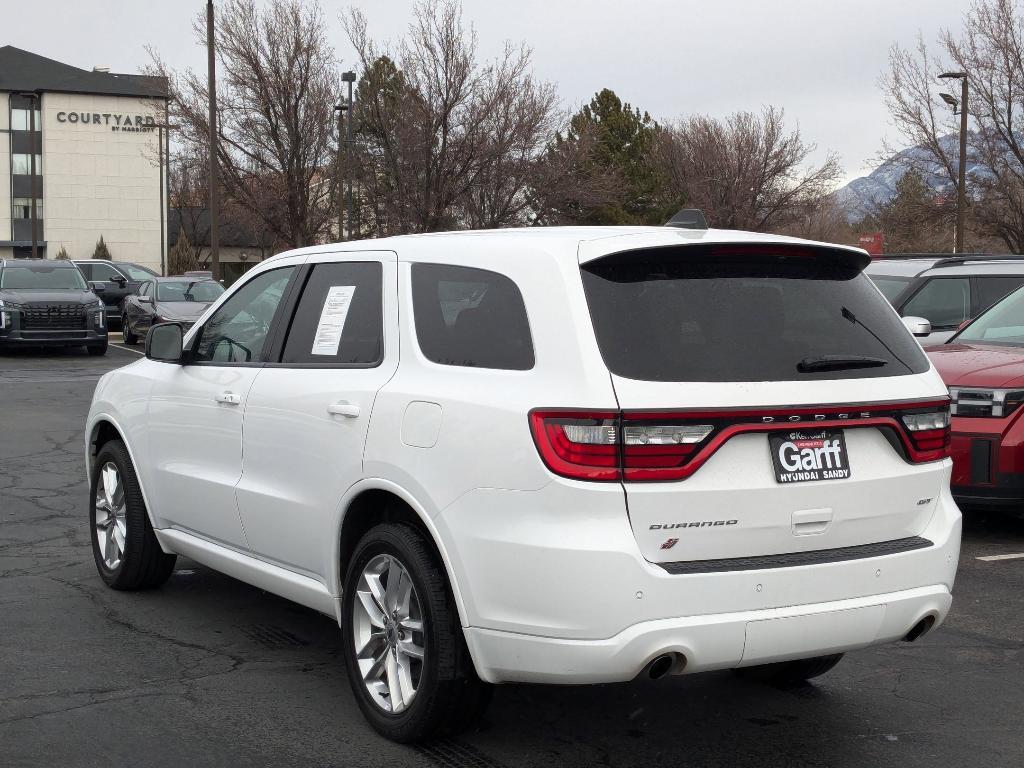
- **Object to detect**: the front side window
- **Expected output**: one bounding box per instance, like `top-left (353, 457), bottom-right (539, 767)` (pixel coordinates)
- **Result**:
top-left (901, 277), bottom-right (971, 329)
top-left (138, 281), bottom-right (152, 297)
top-left (956, 287), bottom-right (1024, 346)
top-left (192, 267), bottom-right (295, 364)
top-left (411, 264), bottom-right (534, 370)
top-left (86, 262), bottom-right (123, 281)
top-left (11, 154), bottom-right (42, 175)
top-left (869, 275), bottom-right (911, 304)
top-left (581, 248), bottom-right (929, 382)
top-left (281, 262), bottom-right (383, 366)
top-left (0, 265), bottom-right (87, 290)
top-left (120, 263), bottom-right (158, 281)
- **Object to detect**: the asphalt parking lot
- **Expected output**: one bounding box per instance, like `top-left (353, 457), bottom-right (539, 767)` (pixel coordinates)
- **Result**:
top-left (2, 344), bottom-right (1024, 768)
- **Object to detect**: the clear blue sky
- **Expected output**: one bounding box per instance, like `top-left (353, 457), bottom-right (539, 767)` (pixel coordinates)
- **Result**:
top-left (12, 0), bottom-right (972, 183)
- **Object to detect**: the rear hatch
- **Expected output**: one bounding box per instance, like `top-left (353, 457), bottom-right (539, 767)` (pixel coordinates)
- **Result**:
top-left (555, 242), bottom-right (949, 565)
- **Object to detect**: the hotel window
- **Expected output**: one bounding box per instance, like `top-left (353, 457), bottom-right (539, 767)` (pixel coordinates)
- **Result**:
top-left (11, 108), bottom-right (42, 131)
top-left (11, 154), bottom-right (43, 175)
top-left (12, 198), bottom-right (44, 219)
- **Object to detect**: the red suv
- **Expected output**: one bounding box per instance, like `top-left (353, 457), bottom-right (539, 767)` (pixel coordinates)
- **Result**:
top-left (929, 285), bottom-right (1024, 511)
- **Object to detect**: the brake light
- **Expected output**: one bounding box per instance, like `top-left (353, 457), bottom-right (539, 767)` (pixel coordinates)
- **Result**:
top-left (531, 401), bottom-right (950, 482)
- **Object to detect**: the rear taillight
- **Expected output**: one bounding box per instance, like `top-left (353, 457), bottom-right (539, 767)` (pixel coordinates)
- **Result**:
top-left (530, 401), bottom-right (950, 482)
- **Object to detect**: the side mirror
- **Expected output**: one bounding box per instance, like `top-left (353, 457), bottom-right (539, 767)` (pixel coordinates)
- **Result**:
top-left (902, 316), bottom-right (932, 338)
top-left (138, 295), bottom-right (153, 305)
top-left (88, 281), bottom-right (107, 293)
top-left (146, 322), bottom-right (184, 363)
top-left (112, 275), bottom-right (127, 286)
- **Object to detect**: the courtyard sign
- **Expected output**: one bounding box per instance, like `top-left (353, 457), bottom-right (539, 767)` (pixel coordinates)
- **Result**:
top-left (56, 112), bottom-right (157, 133)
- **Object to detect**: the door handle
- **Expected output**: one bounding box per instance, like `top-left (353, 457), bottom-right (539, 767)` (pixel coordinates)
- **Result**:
top-left (216, 391), bottom-right (242, 405)
top-left (327, 401), bottom-right (361, 418)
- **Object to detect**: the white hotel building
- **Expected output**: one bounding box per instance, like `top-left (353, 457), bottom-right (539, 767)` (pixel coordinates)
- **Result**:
top-left (0, 46), bottom-right (168, 272)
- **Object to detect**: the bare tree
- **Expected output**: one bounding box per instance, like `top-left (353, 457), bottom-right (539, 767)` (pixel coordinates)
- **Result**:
top-left (151, 0), bottom-right (340, 249)
top-left (655, 107), bottom-right (842, 232)
top-left (882, 0), bottom-right (1024, 252)
top-left (344, 0), bottom-right (557, 234)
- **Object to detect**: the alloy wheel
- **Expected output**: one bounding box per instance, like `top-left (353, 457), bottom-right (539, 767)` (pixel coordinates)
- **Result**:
top-left (352, 553), bottom-right (426, 713)
top-left (94, 462), bottom-right (127, 570)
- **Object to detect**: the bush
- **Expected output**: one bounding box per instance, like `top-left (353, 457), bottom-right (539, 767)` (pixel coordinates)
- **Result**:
top-left (92, 236), bottom-right (112, 260)
top-left (54, 245), bottom-right (70, 260)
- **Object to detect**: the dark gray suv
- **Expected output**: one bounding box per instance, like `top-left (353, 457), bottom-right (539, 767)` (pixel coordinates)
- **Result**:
top-left (0, 260), bottom-right (108, 355)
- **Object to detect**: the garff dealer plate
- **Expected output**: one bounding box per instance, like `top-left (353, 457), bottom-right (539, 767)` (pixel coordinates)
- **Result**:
top-left (768, 429), bottom-right (851, 483)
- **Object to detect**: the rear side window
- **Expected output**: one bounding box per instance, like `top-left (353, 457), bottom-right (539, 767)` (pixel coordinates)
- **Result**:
top-left (411, 264), bottom-right (534, 370)
top-left (281, 262), bottom-right (383, 366)
top-left (869, 275), bottom-right (911, 303)
top-left (976, 276), bottom-right (1024, 313)
top-left (901, 277), bottom-right (971, 328)
top-left (581, 248), bottom-right (929, 382)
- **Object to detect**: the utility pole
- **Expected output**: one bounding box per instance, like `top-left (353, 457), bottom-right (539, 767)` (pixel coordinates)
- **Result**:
top-left (343, 71), bottom-right (356, 240)
top-left (207, 0), bottom-right (220, 280)
top-left (940, 71), bottom-right (969, 254)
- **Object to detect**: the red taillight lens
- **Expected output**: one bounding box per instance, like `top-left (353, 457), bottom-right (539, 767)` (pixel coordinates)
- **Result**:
top-left (529, 410), bottom-right (620, 481)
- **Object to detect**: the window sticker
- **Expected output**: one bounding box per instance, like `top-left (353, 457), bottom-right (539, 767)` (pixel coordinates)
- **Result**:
top-left (311, 285), bottom-right (356, 356)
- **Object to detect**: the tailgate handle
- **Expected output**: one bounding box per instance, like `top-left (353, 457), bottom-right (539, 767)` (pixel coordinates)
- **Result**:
top-left (792, 508), bottom-right (833, 536)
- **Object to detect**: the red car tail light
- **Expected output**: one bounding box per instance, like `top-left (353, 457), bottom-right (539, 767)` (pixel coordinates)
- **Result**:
top-left (530, 401), bottom-right (950, 482)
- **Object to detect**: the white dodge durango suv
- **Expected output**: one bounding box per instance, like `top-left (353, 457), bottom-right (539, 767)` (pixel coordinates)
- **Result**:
top-left (85, 226), bottom-right (961, 742)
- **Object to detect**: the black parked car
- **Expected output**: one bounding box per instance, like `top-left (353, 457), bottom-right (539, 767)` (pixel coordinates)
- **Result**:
top-left (73, 260), bottom-right (159, 329)
top-left (122, 276), bottom-right (224, 345)
top-left (0, 260), bottom-right (108, 355)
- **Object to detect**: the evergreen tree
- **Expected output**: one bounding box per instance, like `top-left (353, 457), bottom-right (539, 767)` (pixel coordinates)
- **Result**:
top-left (54, 245), bottom-right (70, 260)
top-left (92, 236), bottom-right (112, 261)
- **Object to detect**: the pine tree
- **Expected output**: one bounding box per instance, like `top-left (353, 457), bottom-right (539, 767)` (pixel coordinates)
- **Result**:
top-left (92, 236), bottom-right (112, 261)
top-left (54, 244), bottom-right (70, 260)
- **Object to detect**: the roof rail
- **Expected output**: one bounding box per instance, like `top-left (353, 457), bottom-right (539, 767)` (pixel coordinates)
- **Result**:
top-left (929, 254), bottom-right (1024, 269)
top-left (664, 209), bottom-right (708, 230)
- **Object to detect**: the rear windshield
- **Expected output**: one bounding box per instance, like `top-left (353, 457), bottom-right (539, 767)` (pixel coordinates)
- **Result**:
top-left (581, 249), bottom-right (929, 382)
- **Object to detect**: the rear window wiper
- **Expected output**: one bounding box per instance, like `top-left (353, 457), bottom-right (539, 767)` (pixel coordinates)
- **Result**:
top-left (796, 355), bottom-right (889, 373)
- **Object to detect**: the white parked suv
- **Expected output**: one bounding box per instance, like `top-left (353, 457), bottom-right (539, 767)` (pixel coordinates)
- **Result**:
top-left (85, 226), bottom-right (962, 742)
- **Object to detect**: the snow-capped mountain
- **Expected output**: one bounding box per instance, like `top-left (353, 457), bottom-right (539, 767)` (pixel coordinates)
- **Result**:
top-left (835, 134), bottom-right (989, 222)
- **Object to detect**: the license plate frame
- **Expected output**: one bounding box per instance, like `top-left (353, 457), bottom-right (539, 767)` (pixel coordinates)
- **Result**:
top-left (768, 429), bottom-right (851, 484)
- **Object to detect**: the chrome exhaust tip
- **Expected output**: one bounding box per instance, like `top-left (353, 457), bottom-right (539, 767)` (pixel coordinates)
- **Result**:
top-left (903, 615), bottom-right (936, 642)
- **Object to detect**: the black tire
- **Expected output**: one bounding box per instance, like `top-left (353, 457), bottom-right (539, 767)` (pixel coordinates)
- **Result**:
top-left (735, 653), bottom-right (844, 685)
top-left (89, 439), bottom-right (176, 590)
top-left (122, 316), bottom-right (136, 345)
top-left (86, 341), bottom-right (108, 356)
top-left (341, 523), bottom-right (491, 742)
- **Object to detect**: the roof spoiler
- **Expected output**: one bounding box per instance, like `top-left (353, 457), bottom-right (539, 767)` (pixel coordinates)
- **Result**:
top-left (664, 208), bottom-right (708, 230)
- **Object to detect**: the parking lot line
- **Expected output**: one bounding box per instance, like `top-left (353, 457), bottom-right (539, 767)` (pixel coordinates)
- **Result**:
top-left (976, 553), bottom-right (1024, 562)
top-left (110, 343), bottom-right (144, 356)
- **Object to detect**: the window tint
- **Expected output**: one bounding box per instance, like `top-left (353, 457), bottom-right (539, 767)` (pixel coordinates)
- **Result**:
top-left (281, 262), bottom-right (383, 366)
top-left (869, 275), bottom-right (911, 303)
top-left (901, 277), bottom-right (971, 328)
top-left (411, 264), bottom-right (534, 370)
top-left (193, 267), bottom-right (295, 364)
top-left (581, 250), bottom-right (929, 382)
top-left (120, 264), bottom-right (158, 280)
top-left (976, 276), bottom-right (1024, 313)
top-left (87, 262), bottom-right (123, 281)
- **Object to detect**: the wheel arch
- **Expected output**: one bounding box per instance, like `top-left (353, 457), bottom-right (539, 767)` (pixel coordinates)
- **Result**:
top-left (86, 414), bottom-right (164, 538)
top-left (334, 480), bottom-right (470, 632)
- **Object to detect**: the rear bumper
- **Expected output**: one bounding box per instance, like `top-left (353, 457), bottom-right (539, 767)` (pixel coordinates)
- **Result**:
top-left (439, 475), bottom-right (961, 685)
top-left (465, 584), bottom-right (952, 684)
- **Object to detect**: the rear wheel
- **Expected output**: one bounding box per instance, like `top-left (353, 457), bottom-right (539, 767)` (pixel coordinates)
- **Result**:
top-left (735, 653), bottom-right (844, 685)
top-left (90, 439), bottom-right (176, 589)
top-left (341, 523), bottom-right (491, 742)
top-left (122, 316), bottom-right (136, 345)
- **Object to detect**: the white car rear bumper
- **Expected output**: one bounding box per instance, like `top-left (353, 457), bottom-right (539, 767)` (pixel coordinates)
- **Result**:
top-left (465, 583), bottom-right (952, 684)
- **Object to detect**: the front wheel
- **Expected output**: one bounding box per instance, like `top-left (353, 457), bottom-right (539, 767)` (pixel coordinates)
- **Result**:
top-left (122, 317), bottom-right (136, 345)
top-left (735, 653), bottom-right (844, 685)
top-left (341, 523), bottom-right (491, 742)
top-left (89, 439), bottom-right (176, 589)
top-left (86, 341), bottom-right (108, 356)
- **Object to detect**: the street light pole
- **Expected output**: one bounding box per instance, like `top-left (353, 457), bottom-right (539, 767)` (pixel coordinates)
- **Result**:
top-left (344, 71), bottom-right (356, 240)
top-left (334, 102), bottom-right (347, 241)
top-left (940, 71), bottom-right (968, 254)
top-left (207, 0), bottom-right (220, 281)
